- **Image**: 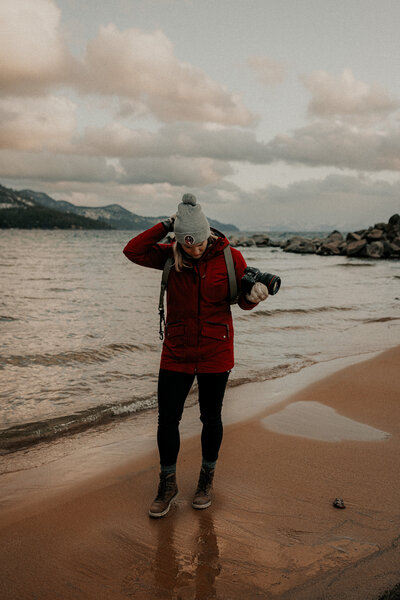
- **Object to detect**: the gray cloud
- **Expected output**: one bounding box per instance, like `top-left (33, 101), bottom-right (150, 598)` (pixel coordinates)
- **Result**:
top-left (0, 96), bottom-right (76, 151)
top-left (303, 69), bottom-right (399, 118)
top-left (118, 156), bottom-right (233, 186)
top-left (0, 0), bottom-right (77, 94)
top-left (0, 150), bottom-right (231, 187)
top-left (0, 151), bottom-right (118, 183)
top-left (194, 175), bottom-right (400, 230)
top-left (0, 1), bottom-right (254, 126)
top-left (267, 120), bottom-right (400, 171)
top-left (81, 122), bottom-right (269, 162)
top-left (77, 25), bottom-right (255, 126)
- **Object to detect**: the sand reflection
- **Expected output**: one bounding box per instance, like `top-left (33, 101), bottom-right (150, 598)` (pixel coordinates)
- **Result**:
top-left (151, 511), bottom-right (221, 599)
top-left (121, 510), bottom-right (221, 599)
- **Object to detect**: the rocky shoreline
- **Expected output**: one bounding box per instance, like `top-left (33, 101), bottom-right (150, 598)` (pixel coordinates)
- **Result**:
top-left (229, 214), bottom-right (400, 260)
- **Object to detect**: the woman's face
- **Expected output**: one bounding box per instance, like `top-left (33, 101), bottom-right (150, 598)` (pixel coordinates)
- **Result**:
top-left (182, 239), bottom-right (208, 259)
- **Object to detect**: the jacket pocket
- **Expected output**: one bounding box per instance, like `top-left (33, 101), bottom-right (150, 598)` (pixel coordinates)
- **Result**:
top-left (201, 321), bottom-right (230, 341)
top-left (165, 321), bottom-right (186, 344)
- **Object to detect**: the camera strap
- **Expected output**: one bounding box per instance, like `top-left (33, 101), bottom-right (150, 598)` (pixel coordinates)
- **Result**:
top-left (223, 245), bottom-right (239, 305)
top-left (158, 244), bottom-right (238, 340)
top-left (158, 256), bottom-right (174, 340)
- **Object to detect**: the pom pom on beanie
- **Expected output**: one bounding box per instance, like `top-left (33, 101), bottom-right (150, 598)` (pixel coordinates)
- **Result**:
top-left (174, 193), bottom-right (210, 245)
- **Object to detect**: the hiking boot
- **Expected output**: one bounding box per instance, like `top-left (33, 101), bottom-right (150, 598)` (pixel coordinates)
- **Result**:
top-left (192, 467), bottom-right (214, 510)
top-left (149, 472), bottom-right (178, 518)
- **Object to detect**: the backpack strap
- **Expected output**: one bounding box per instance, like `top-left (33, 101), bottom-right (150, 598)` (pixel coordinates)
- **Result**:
top-left (158, 256), bottom-right (174, 340)
top-left (223, 245), bottom-right (239, 304)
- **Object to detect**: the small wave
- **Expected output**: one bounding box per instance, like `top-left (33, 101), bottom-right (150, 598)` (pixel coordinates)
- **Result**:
top-left (0, 357), bottom-right (317, 453)
top-left (228, 358), bottom-right (316, 388)
top-left (0, 342), bottom-right (156, 368)
top-left (0, 315), bottom-right (18, 322)
top-left (337, 263), bottom-right (375, 268)
top-left (0, 394), bottom-right (157, 453)
top-left (238, 305), bottom-right (354, 319)
top-left (362, 316), bottom-right (400, 324)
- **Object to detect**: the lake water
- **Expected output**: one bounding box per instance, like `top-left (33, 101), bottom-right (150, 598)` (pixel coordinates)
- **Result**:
top-left (1, 229), bottom-right (399, 452)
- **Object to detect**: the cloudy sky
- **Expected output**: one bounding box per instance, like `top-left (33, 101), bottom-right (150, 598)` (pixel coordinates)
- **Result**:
top-left (1, 0), bottom-right (399, 230)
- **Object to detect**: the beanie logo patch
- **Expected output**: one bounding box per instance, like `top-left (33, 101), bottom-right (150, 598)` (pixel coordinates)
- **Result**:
top-left (184, 235), bottom-right (195, 245)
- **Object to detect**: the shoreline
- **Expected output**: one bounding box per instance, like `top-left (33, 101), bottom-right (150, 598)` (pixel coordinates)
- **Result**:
top-left (0, 347), bottom-right (389, 523)
top-left (1, 346), bottom-right (400, 599)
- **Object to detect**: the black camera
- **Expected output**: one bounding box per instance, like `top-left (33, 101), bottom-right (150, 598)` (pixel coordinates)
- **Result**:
top-left (241, 267), bottom-right (281, 296)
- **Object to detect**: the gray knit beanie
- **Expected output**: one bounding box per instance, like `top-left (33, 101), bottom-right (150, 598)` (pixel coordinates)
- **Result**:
top-left (174, 193), bottom-right (210, 245)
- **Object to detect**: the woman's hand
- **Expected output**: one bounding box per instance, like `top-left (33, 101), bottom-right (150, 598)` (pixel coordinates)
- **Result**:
top-left (162, 214), bottom-right (177, 232)
top-left (245, 282), bottom-right (269, 303)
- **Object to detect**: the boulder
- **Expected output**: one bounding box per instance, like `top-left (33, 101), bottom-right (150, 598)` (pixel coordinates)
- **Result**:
top-left (347, 239), bottom-right (367, 256)
top-left (366, 228), bottom-right (384, 241)
top-left (316, 242), bottom-right (341, 255)
top-left (231, 235), bottom-right (249, 246)
top-left (326, 230), bottom-right (344, 243)
top-left (228, 235), bottom-right (240, 246)
top-left (382, 240), bottom-right (393, 257)
top-left (283, 235), bottom-right (306, 249)
top-left (374, 222), bottom-right (388, 231)
top-left (251, 233), bottom-right (270, 246)
top-left (346, 231), bottom-right (361, 243)
top-left (365, 241), bottom-right (384, 258)
top-left (285, 239), bottom-right (316, 254)
top-left (392, 235), bottom-right (400, 247)
top-left (390, 241), bottom-right (400, 257)
top-left (312, 237), bottom-right (324, 245)
top-left (388, 213), bottom-right (400, 226)
top-left (268, 239), bottom-right (282, 247)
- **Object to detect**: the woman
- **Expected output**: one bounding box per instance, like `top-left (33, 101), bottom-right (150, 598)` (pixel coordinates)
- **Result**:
top-left (123, 194), bottom-right (269, 518)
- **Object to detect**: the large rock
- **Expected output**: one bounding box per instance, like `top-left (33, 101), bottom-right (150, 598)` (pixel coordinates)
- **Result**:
top-left (390, 241), bottom-right (400, 257)
top-left (388, 214), bottom-right (400, 226)
top-left (230, 235), bottom-right (255, 247)
top-left (268, 239), bottom-right (283, 247)
top-left (283, 236), bottom-right (306, 248)
top-left (366, 228), bottom-right (384, 241)
top-left (365, 241), bottom-right (384, 258)
top-left (241, 237), bottom-right (256, 247)
top-left (346, 231), bottom-right (361, 243)
top-left (347, 239), bottom-right (367, 256)
top-left (354, 229), bottom-right (367, 237)
top-left (285, 238), bottom-right (316, 254)
top-left (382, 240), bottom-right (393, 257)
top-left (392, 235), bottom-right (400, 247)
top-left (316, 241), bottom-right (341, 255)
top-left (374, 222), bottom-right (388, 231)
top-left (251, 233), bottom-right (270, 246)
top-left (326, 230), bottom-right (344, 243)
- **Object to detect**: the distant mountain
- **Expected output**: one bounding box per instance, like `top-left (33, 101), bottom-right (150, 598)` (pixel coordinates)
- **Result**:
top-left (18, 188), bottom-right (239, 231)
top-left (0, 185), bottom-right (111, 230)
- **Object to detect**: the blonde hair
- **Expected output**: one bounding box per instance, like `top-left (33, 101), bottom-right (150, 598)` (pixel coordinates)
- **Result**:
top-left (172, 233), bottom-right (218, 272)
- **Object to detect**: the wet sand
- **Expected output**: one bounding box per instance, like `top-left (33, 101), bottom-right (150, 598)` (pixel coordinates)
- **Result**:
top-left (0, 346), bottom-right (399, 600)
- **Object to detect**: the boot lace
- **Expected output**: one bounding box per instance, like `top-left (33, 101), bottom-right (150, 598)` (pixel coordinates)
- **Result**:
top-left (156, 474), bottom-right (175, 501)
top-left (196, 468), bottom-right (213, 494)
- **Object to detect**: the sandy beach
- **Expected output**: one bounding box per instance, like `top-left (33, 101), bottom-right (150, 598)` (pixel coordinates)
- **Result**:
top-left (1, 346), bottom-right (399, 600)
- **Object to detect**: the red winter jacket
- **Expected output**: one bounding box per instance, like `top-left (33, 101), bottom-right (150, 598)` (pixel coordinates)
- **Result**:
top-left (123, 222), bottom-right (257, 374)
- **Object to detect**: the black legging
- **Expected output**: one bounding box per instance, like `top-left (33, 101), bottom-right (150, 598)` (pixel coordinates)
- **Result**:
top-left (157, 369), bottom-right (230, 467)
